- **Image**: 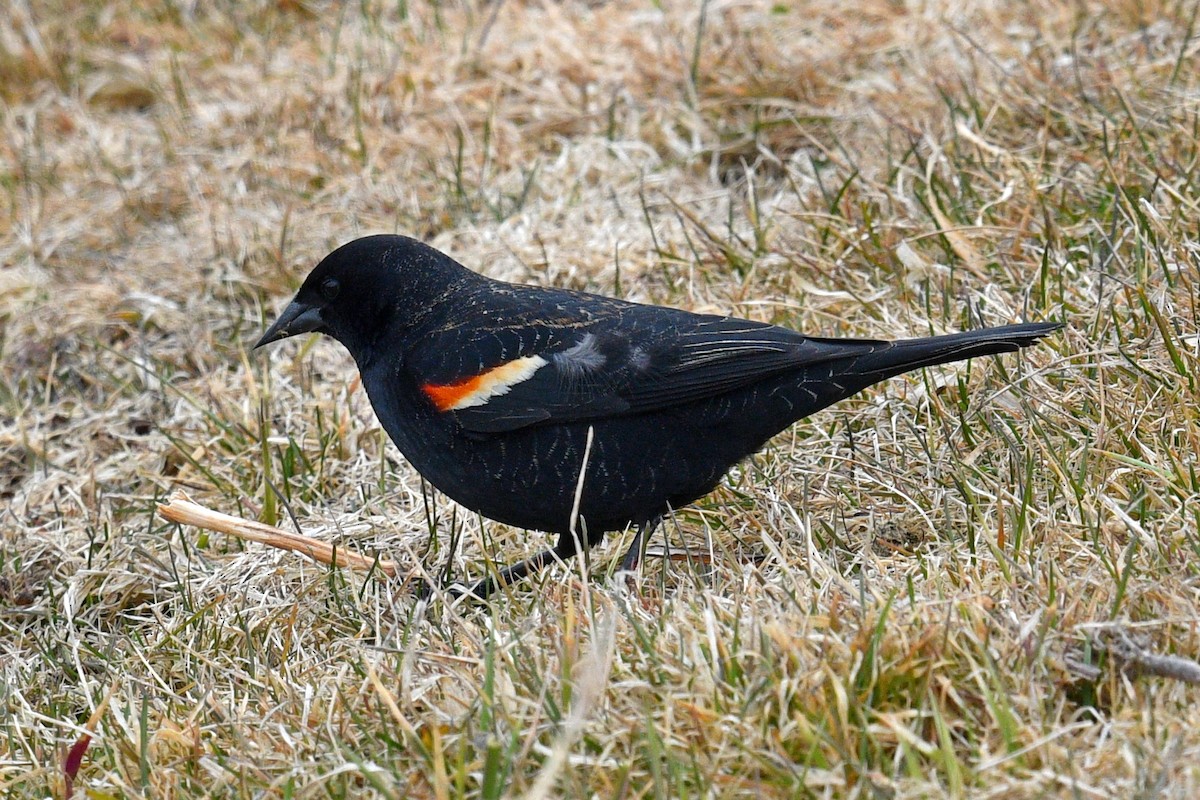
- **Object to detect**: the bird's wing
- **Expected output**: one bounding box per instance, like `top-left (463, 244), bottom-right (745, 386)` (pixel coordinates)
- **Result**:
top-left (408, 301), bottom-right (886, 434)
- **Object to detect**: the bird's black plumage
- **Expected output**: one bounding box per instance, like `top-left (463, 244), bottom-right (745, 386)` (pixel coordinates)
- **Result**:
top-left (256, 234), bottom-right (1061, 596)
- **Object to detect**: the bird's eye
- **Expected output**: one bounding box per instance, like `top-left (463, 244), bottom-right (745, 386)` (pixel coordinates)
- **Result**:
top-left (320, 277), bottom-right (341, 300)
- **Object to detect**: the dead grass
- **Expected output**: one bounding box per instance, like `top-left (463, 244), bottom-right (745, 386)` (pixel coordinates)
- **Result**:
top-left (2, 0), bottom-right (1199, 797)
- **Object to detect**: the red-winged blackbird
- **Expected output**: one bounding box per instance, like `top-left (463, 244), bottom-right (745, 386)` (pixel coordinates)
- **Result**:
top-left (256, 234), bottom-right (1060, 597)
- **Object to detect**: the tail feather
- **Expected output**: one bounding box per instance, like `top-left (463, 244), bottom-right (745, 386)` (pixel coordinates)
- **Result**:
top-left (752, 320), bottom-right (1060, 453)
top-left (853, 322), bottom-right (1062, 379)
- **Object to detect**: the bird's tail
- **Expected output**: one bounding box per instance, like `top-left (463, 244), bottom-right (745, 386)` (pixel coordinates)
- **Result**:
top-left (851, 321), bottom-right (1063, 381)
top-left (739, 320), bottom-right (1060, 452)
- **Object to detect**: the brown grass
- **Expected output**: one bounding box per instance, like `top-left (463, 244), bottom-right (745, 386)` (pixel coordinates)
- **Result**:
top-left (3, 0), bottom-right (1199, 797)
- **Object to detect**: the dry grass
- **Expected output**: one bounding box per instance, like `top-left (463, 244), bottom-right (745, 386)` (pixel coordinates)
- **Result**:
top-left (3, 0), bottom-right (1199, 797)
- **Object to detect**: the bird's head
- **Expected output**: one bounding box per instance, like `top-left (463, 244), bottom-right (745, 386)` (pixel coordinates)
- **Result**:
top-left (255, 234), bottom-right (470, 361)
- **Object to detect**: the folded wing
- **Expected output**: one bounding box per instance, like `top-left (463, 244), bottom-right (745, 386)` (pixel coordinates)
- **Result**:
top-left (412, 307), bottom-right (887, 434)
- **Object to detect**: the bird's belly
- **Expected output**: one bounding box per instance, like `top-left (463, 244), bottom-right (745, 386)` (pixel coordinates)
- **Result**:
top-left (361, 387), bottom-right (583, 532)
top-left (371, 406), bottom-right (734, 535)
top-left (361, 367), bottom-right (799, 535)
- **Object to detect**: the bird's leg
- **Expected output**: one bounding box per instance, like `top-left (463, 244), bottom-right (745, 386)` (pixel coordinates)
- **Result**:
top-left (459, 532), bottom-right (584, 599)
top-left (618, 517), bottom-right (662, 574)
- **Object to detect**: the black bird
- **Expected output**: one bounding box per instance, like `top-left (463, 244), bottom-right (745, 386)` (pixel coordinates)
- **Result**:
top-left (256, 234), bottom-right (1060, 597)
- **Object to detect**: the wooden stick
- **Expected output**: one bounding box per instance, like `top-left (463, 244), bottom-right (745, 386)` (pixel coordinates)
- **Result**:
top-left (158, 490), bottom-right (400, 578)
top-left (1096, 629), bottom-right (1200, 686)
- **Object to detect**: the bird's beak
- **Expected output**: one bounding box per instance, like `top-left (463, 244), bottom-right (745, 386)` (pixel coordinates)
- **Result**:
top-left (254, 300), bottom-right (325, 349)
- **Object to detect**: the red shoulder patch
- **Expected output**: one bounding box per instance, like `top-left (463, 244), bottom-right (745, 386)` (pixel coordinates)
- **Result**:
top-left (421, 355), bottom-right (548, 412)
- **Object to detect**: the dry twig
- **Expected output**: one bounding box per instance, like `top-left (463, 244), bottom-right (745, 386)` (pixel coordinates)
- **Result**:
top-left (1094, 628), bottom-right (1200, 686)
top-left (157, 490), bottom-right (401, 578)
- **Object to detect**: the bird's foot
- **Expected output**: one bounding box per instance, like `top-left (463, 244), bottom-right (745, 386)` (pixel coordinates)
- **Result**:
top-left (415, 575), bottom-right (494, 602)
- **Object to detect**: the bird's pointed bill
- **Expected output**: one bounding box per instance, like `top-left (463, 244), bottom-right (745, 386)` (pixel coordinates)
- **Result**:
top-left (255, 301), bottom-right (325, 349)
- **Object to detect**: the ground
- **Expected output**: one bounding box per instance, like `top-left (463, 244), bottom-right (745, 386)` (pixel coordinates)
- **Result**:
top-left (2, 1), bottom-right (1199, 797)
